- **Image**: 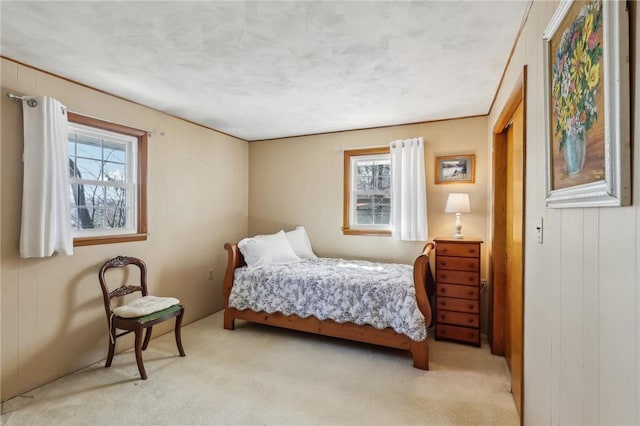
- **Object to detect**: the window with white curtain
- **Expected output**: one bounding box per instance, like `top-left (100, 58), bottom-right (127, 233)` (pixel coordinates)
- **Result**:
top-left (342, 147), bottom-right (392, 236)
top-left (67, 113), bottom-right (148, 245)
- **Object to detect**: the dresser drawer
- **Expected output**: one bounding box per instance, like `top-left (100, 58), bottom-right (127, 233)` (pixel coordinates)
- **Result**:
top-left (437, 311), bottom-right (479, 327)
top-left (436, 256), bottom-right (479, 272)
top-left (434, 238), bottom-right (482, 347)
top-left (436, 324), bottom-right (480, 344)
top-left (436, 283), bottom-right (478, 300)
top-left (436, 243), bottom-right (480, 258)
top-left (436, 270), bottom-right (479, 285)
top-left (437, 297), bottom-right (479, 313)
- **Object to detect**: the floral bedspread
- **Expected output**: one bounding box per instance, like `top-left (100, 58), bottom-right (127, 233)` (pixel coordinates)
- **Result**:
top-left (228, 258), bottom-right (427, 341)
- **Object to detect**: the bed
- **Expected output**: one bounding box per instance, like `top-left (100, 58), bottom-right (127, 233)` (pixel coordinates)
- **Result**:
top-left (222, 231), bottom-right (434, 370)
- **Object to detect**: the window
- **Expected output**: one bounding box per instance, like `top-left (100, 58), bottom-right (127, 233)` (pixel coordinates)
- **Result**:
top-left (343, 147), bottom-right (391, 236)
top-left (67, 113), bottom-right (147, 246)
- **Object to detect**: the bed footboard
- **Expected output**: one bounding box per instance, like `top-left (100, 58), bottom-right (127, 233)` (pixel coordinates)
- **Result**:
top-left (413, 242), bottom-right (435, 328)
top-left (409, 242), bottom-right (434, 370)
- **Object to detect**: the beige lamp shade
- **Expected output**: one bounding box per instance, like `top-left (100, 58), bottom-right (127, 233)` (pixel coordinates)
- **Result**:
top-left (444, 193), bottom-right (471, 214)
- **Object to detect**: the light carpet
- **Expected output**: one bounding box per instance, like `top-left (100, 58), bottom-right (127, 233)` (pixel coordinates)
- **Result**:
top-left (1, 311), bottom-right (518, 425)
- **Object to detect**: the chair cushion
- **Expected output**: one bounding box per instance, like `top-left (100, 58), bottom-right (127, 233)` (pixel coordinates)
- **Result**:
top-left (138, 304), bottom-right (183, 323)
top-left (113, 295), bottom-right (180, 318)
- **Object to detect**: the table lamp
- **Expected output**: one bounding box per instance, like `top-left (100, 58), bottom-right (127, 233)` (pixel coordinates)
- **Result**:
top-left (445, 193), bottom-right (471, 239)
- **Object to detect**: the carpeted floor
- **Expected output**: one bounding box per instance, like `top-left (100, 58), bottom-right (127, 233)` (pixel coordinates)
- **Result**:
top-left (1, 311), bottom-right (518, 425)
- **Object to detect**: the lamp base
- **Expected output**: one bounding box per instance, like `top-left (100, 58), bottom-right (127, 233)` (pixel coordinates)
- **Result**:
top-left (452, 213), bottom-right (464, 239)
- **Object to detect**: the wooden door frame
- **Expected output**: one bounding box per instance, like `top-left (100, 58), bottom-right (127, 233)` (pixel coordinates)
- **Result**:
top-left (490, 65), bottom-right (527, 355)
top-left (489, 65), bottom-right (527, 422)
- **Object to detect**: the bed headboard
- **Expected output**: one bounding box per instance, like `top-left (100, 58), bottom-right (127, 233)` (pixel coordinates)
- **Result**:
top-left (223, 243), bottom-right (245, 302)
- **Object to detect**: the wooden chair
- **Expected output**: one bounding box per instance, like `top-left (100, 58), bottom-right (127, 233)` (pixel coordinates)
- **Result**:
top-left (98, 256), bottom-right (185, 379)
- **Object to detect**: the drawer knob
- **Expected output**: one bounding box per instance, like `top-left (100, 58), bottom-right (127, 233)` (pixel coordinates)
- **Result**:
top-left (469, 263), bottom-right (475, 268)
top-left (468, 304), bottom-right (475, 309)
top-left (440, 315), bottom-right (446, 320)
top-left (468, 249), bottom-right (476, 254)
top-left (440, 288), bottom-right (446, 293)
top-left (440, 301), bottom-right (446, 306)
top-left (468, 318), bottom-right (474, 323)
top-left (440, 261), bottom-right (447, 266)
top-left (468, 276), bottom-right (474, 282)
top-left (440, 274), bottom-right (447, 279)
top-left (441, 248), bottom-right (448, 253)
top-left (468, 333), bottom-right (474, 338)
top-left (468, 290), bottom-right (474, 296)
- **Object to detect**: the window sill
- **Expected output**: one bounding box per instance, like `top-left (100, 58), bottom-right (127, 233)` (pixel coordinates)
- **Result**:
top-left (342, 228), bottom-right (391, 237)
top-left (74, 233), bottom-right (148, 247)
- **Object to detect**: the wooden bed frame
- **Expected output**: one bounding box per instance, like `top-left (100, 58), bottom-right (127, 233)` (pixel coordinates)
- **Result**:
top-left (222, 242), bottom-right (434, 370)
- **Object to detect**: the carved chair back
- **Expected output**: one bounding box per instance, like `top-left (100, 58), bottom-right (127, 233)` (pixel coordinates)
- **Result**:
top-left (98, 256), bottom-right (149, 319)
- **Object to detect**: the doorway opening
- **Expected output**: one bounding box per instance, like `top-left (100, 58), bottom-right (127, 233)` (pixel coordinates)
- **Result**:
top-left (490, 65), bottom-right (527, 419)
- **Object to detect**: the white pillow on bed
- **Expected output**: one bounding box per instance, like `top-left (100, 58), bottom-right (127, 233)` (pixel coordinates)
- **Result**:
top-left (238, 230), bottom-right (301, 268)
top-left (285, 226), bottom-right (317, 259)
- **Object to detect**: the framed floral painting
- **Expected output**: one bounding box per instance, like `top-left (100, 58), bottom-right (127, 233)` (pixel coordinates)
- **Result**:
top-left (543, 0), bottom-right (630, 207)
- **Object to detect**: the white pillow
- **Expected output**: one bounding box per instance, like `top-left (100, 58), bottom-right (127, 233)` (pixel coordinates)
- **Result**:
top-left (238, 230), bottom-right (301, 268)
top-left (285, 226), bottom-right (317, 259)
top-left (113, 295), bottom-right (180, 318)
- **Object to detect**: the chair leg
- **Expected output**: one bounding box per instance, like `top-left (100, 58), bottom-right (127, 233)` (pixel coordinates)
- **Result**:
top-left (134, 328), bottom-right (147, 380)
top-left (106, 325), bottom-right (116, 368)
top-left (175, 308), bottom-right (186, 357)
top-left (142, 327), bottom-right (152, 350)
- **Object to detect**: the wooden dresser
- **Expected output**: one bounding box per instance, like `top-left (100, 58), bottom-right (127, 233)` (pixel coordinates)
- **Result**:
top-left (434, 237), bottom-right (483, 346)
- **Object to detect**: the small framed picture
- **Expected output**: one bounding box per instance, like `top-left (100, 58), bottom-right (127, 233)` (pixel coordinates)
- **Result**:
top-left (435, 154), bottom-right (475, 184)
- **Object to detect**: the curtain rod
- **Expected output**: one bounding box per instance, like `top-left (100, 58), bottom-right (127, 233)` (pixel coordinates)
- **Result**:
top-left (332, 139), bottom-right (420, 153)
top-left (8, 93), bottom-right (29, 101)
top-left (332, 144), bottom-right (389, 153)
top-left (8, 92), bottom-right (38, 107)
top-left (7, 92), bottom-right (165, 137)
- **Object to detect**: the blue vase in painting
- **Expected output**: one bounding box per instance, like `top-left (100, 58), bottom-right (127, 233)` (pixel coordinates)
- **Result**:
top-left (563, 125), bottom-right (587, 175)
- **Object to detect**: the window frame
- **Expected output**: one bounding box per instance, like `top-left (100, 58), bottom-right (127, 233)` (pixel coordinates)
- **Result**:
top-left (67, 112), bottom-right (148, 246)
top-left (342, 147), bottom-right (392, 236)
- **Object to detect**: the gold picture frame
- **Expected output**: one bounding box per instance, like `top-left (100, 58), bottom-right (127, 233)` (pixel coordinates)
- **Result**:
top-left (435, 154), bottom-right (475, 184)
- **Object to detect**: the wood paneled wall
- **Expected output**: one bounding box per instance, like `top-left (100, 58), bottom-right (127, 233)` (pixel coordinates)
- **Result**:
top-left (489, 1), bottom-right (639, 424)
top-left (1, 58), bottom-right (249, 401)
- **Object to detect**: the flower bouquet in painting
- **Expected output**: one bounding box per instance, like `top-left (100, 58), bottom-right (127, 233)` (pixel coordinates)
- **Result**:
top-left (551, 0), bottom-right (602, 175)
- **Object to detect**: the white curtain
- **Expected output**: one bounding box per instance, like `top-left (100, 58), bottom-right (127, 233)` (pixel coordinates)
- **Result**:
top-left (390, 137), bottom-right (427, 241)
top-left (20, 96), bottom-right (73, 258)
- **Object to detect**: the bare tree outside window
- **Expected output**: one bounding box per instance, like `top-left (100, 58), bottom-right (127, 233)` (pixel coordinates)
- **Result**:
top-left (343, 147), bottom-right (391, 236)
top-left (66, 112), bottom-right (147, 246)
top-left (354, 158), bottom-right (391, 225)
top-left (69, 158), bottom-right (94, 229)
top-left (68, 128), bottom-right (130, 232)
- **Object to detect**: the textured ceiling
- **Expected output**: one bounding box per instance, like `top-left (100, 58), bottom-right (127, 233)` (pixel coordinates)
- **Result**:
top-left (1, 1), bottom-right (530, 141)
